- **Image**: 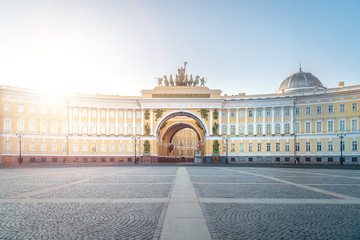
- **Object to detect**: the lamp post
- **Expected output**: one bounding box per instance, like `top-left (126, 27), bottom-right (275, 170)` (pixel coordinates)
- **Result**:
top-left (132, 135), bottom-right (140, 164)
top-left (16, 132), bottom-right (24, 164)
top-left (337, 132), bottom-right (346, 165)
top-left (180, 143), bottom-right (183, 161)
top-left (222, 135), bottom-right (230, 164)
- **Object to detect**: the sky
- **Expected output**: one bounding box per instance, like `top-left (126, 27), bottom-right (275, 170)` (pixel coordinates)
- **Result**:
top-left (0, 0), bottom-right (359, 96)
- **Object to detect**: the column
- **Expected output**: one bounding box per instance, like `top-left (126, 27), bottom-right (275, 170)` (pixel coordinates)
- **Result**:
top-left (88, 107), bottom-right (91, 135)
top-left (124, 109), bottom-right (127, 135)
top-left (141, 109), bottom-right (144, 135)
top-left (263, 107), bottom-right (266, 134)
top-left (227, 109), bottom-right (230, 135)
top-left (133, 109), bottom-right (136, 135)
top-left (106, 108), bottom-right (110, 135)
top-left (254, 108), bottom-right (257, 135)
top-left (235, 108), bottom-right (239, 135)
top-left (78, 107), bottom-right (82, 134)
top-left (115, 108), bottom-right (119, 136)
top-left (219, 108), bottom-right (222, 135)
top-left (69, 106), bottom-right (73, 135)
top-left (209, 109), bottom-right (213, 135)
top-left (271, 107), bottom-right (275, 135)
top-left (244, 108), bottom-right (248, 135)
top-left (290, 106), bottom-right (294, 134)
top-left (97, 108), bottom-right (100, 135)
top-left (281, 106), bottom-right (285, 135)
top-left (150, 109), bottom-right (153, 135)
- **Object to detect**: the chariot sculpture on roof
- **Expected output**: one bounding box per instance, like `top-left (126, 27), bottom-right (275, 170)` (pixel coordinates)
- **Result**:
top-left (156, 62), bottom-right (207, 87)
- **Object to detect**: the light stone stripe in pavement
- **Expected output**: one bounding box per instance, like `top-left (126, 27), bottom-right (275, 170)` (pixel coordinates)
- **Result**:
top-left (199, 198), bottom-right (360, 204)
top-left (0, 198), bottom-right (169, 204)
top-left (271, 168), bottom-right (360, 180)
top-left (160, 167), bottom-right (211, 240)
top-left (5, 167), bottom-right (149, 199)
top-left (223, 168), bottom-right (358, 200)
top-left (193, 182), bottom-right (286, 185)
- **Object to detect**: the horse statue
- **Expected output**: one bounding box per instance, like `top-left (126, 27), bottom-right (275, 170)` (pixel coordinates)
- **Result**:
top-left (200, 77), bottom-right (206, 87)
top-left (194, 75), bottom-right (200, 86)
top-left (188, 75), bottom-right (194, 86)
top-left (163, 75), bottom-right (169, 86)
top-left (169, 75), bottom-right (174, 86)
top-left (157, 77), bottom-right (163, 86)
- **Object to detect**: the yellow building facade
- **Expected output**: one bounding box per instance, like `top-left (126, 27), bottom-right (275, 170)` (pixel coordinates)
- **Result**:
top-left (1, 65), bottom-right (359, 164)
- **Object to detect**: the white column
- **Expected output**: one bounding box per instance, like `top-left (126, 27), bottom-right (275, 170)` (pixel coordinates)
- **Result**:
top-left (115, 108), bottom-right (119, 136)
top-left (235, 108), bottom-right (239, 135)
top-left (133, 109), bottom-right (136, 134)
top-left (78, 107), bottom-right (82, 134)
top-left (124, 109), bottom-right (127, 135)
top-left (219, 108), bottom-right (222, 135)
top-left (141, 109), bottom-right (144, 135)
top-left (69, 106), bottom-right (73, 135)
top-left (272, 107), bottom-right (275, 135)
top-left (227, 109), bottom-right (230, 135)
top-left (88, 107), bottom-right (91, 135)
top-left (244, 108), bottom-right (248, 135)
top-left (281, 106), bottom-right (285, 135)
top-left (209, 109), bottom-right (213, 135)
top-left (254, 108), bottom-right (257, 135)
top-left (262, 108), bottom-right (266, 135)
top-left (290, 106), bottom-right (294, 134)
top-left (106, 108), bottom-right (110, 135)
top-left (150, 109), bottom-right (153, 135)
top-left (97, 108), bottom-right (100, 135)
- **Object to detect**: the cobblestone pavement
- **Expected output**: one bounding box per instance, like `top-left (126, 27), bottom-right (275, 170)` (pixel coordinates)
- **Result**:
top-left (0, 165), bottom-right (360, 239)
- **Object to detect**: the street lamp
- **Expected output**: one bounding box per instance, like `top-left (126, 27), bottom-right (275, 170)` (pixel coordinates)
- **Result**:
top-left (132, 135), bottom-right (140, 164)
top-left (337, 132), bottom-right (346, 165)
top-left (180, 143), bottom-right (183, 161)
top-left (222, 135), bottom-right (230, 164)
top-left (16, 132), bottom-right (24, 164)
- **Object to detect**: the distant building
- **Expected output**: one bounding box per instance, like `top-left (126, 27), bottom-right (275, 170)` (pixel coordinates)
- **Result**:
top-left (1, 65), bottom-right (359, 164)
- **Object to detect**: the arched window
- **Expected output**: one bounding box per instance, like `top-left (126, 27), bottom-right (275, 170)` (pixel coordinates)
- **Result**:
top-left (110, 123), bottom-right (115, 135)
top-left (100, 122), bottom-right (106, 134)
top-left (248, 123), bottom-right (253, 134)
top-left (127, 124), bottom-right (132, 135)
top-left (276, 122), bottom-right (281, 134)
top-left (72, 122), bottom-right (78, 134)
top-left (82, 122), bottom-right (87, 134)
top-left (266, 122), bottom-right (271, 134)
top-left (285, 122), bottom-right (290, 133)
top-left (239, 123), bottom-right (244, 134)
top-left (230, 124), bottom-right (235, 135)
top-left (136, 123), bottom-right (141, 135)
top-left (119, 123), bottom-right (124, 135)
top-left (222, 124), bottom-right (227, 135)
top-left (257, 123), bottom-right (262, 134)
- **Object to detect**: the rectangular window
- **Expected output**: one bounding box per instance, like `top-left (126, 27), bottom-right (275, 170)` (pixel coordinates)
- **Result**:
top-left (127, 143), bottom-right (132, 153)
top-left (110, 143), bottom-right (115, 153)
top-left (305, 107), bottom-right (311, 115)
top-left (266, 143), bottom-right (271, 152)
top-left (222, 111), bottom-right (226, 118)
top-left (328, 105), bottom-right (334, 113)
top-left (239, 143), bottom-right (244, 152)
top-left (17, 119), bottom-right (25, 132)
top-left (231, 111), bottom-right (235, 118)
top-left (239, 110), bottom-right (244, 118)
top-left (29, 119), bottom-right (36, 134)
top-left (351, 119), bottom-right (358, 132)
top-left (119, 143), bottom-right (124, 153)
top-left (327, 120), bottom-right (334, 133)
top-left (136, 111), bottom-right (141, 119)
top-left (266, 123), bottom-right (271, 134)
top-left (316, 106), bottom-right (322, 114)
top-left (352, 141), bottom-right (358, 151)
top-left (275, 108), bottom-right (280, 117)
top-left (340, 104), bottom-right (345, 112)
top-left (62, 121), bottom-right (68, 134)
top-left (294, 122), bottom-right (300, 133)
top-left (51, 120), bottom-right (58, 134)
top-left (285, 108), bottom-right (290, 116)
top-left (248, 143), bottom-right (253, 152)
top-left (295, 142), bottom-right (300, 152)
top-left (4, 103), bottom-right (11, 112)
top-left (275, 123), bottom-right (280, 134)
top-left (285, 142), bottom-right (290, 152)
top-left (40, 120), bottom-right (47, 134)
top-left (352, 157), bottom-right (358, 162)
top-left (82, 143), bottom-right (88, 152)
top-left (4, 140), bottom-right (11, 152)
top-left (340, 141), bottom-right (345, 151)
top-left (30, 142), bottom-right (36, 152)
top-left (257, 109), bottom-right (262, 118)
top-left (305, 122), bottom-right (311, 134)
top-left (316, 157), bottom-right (322, 162)
top-left (266, 109), bottom-right (271, 117)
top-left (41, 142), bottom-right (47, 152)
top-left (52, 142), bottom-right (57, 152)
top-left (276, 142), bottom-right (280, 152)
top-left (101, 143), bottom-right (106, 153)
top-left (352, 103), bottom-right (358, 112)
top-left (305, 157), bottom-right (311, 162)
top-left (295, 107), bottom-right (300, 116)
top-left (257, 143), bottom-right (262, 152)
top-left (248, 110), bottom-right (253, 118)
top-left (119, 111), bottom-right (124, 118)
top-left (328, 141), bottom-right (333, 152)
top-left (62, 143), bottom-right (68, 153)
top-left (339, 119), bottom-right (346, 132)
top-left (316, 142), bottom-right (322, 152)
top-left (73, 142), bottom-right (79, 152)
top-left (306, 142), bottom-right (311, 152)
top-left (18, 104), bottom-right (24, 113)
top-left (4, 119), bottom-right (11, 132)
top-left (230, 143), bottom-right (235, 152)
top-left (101, 109), bottom-right (106, 118)
top-left (316, 121), bottom-right (322, 133)
top-left (328, 157), bottom-right (333, 162)
top-left (29, 106), bottom-right (36, 114)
